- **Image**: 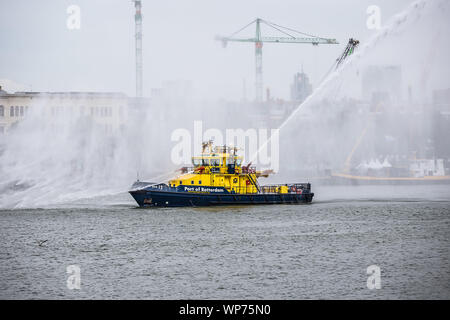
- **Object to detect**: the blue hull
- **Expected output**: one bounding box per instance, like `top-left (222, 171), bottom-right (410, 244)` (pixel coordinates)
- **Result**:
top-left (129, 189), bottom-right (314, 207)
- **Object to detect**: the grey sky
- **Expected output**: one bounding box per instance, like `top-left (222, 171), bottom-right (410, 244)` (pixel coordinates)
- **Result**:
top-left (0, 0), bottom-right (415, 100)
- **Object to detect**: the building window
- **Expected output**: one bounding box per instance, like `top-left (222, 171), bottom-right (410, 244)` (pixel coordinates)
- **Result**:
top-left (10, 106), bottom-right (14, 117)
top-left (15, 106), bottom-right (19, 117)
top-left (20, 106), bottom-right (24, 117)
top-left (0, 105), bottom-right (4, 117)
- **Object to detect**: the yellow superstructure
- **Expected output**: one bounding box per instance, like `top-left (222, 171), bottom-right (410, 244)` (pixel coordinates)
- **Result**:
top-left (168, 141), bottom-right (280, 194)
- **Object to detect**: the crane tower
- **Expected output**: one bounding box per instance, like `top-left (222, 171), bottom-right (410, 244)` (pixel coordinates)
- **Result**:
top-left (133, 0), bottom-right (143, 97)
top-left (216, 18), bottom-right (339, 102)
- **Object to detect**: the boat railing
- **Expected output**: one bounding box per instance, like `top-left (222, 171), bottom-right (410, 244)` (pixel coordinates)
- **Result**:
top-left (130, 181), bottom-right (160, 190)
top-left (241, 166), bottom-right (256, 174)
top-left (259, 183), bottom-right (311, 194)
top-left (179, 166), bottom-right (221, 173)
top-left (230, 183), bottom-right (311, 195)
top-left (180, 166), bottom-right (256, 174)
top-left (179, 166), bottom-right (195, 173)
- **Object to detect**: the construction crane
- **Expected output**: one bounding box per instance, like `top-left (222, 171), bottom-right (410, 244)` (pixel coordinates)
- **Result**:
top-left (216, 18), bottom-right (338, 102)
top-left (132, 0), bottom-right (143, 97)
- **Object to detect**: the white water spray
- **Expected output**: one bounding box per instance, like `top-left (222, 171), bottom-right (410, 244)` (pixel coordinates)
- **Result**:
top-left (251, 0), bottom-right (450, 177)
top-left (0, 0), bottom-right (448, 208)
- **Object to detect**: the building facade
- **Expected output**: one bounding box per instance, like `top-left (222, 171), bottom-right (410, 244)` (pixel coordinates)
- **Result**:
top-left (0, 87), bottom-right (132, 135)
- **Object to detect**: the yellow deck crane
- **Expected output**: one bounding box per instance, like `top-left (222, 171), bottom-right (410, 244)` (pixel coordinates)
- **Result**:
top-left (216, 18), bottom-right (338, 102)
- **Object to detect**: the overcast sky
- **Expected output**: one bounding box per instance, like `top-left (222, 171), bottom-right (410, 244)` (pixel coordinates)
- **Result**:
top-left (0, 0), bottom-right (415, 100)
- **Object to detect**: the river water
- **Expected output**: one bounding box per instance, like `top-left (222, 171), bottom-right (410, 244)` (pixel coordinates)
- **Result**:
top-left (0, 185), bottom-right (449, 299)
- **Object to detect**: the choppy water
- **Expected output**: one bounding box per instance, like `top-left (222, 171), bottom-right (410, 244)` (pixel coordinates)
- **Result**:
top-left (0, 185), bottom-right (449, 299)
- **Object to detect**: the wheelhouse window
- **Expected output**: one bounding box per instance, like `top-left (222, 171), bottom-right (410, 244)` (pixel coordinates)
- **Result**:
top-left (192, 158), bottom-right (201, 167)
top-left (210, 158), bottom-right (220, 166)
top-left (202, 158), bottom-right (209, 166)
top-left (211, 158), bottom-right (220, 166)
top-left (235, 158), bottom-right (242, 166)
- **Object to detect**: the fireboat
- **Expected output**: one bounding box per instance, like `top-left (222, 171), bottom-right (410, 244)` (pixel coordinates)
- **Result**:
top-left (129, 141), bottom-right (314, 207)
